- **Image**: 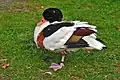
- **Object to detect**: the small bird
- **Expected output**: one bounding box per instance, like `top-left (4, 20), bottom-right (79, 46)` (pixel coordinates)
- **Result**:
top-left (34, 8), bottom-right (106, 71)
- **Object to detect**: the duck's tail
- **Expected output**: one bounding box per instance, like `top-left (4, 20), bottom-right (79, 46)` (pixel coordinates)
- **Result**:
top-left (82, 34), bottom-right (107, 50)
top-left (66, 33), bottom-right (107, 50)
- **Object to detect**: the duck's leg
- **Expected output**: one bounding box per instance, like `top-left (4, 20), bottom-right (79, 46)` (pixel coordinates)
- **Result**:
top-left (59, 49), bottom-right (67, 67)
top-left (59, 49), bottom-right (68, 55)
top-left (58, 49), bottom-right (68, 67)
top-left (60, 55), bottom-right (65, 67)
top-left (49, 55), bottom-right (66, 71)
top-left (49, 50), bottom-right (67, 71)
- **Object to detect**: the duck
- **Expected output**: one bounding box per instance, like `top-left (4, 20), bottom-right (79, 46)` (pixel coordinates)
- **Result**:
top-left (34, 8), bottom-right (107, 71)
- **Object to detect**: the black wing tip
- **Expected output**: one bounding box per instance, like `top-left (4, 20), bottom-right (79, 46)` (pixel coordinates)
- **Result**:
top-left (102, 46), bottom-right (107, 50)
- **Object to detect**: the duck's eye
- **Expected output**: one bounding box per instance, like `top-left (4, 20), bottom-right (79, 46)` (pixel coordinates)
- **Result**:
top-left (48, 28), bottom-right (51, 31)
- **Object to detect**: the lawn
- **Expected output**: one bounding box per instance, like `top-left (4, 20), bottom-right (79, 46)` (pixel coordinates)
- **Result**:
top-left (0, 0), bottom-right (120, 80)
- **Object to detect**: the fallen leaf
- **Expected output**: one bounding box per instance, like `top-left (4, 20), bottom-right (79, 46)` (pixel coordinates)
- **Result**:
top-left (1, 64), bottom-right (9, 69)
top-left (70, 76), bottom-right (83, 80)
top-left (116, 26), bottom-right (120, 31)
top-left (45, 72), bottom-right (52, 75)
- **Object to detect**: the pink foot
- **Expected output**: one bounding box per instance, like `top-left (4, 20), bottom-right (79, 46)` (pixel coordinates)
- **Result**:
top-left (49, 63), bottom-right (64, 71)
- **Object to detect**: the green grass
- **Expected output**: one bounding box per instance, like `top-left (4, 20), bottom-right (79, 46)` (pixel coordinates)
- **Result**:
top-left (0, 0), bottom-right (120, 80)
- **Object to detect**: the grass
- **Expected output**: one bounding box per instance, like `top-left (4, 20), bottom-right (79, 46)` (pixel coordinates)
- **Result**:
top-left (0, 0), bottom-right (120, 80)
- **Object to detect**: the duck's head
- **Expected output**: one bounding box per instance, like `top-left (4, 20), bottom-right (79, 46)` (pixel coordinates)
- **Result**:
top-left (39, 8), bottom-right (63, 24)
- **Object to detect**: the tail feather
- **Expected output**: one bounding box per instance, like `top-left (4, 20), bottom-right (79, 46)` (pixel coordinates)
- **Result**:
top-left (82, 36), bottom-right (106, 50)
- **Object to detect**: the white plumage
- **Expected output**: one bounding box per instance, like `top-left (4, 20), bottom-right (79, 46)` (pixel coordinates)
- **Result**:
top-left (43, 26), bottom-right (76, 50)
top-left (34, 21), bottom-right (50, 46)
top-left (37, 21), bottom-right (106, 50)
top-left (82, 34), bottom-right (106, 50)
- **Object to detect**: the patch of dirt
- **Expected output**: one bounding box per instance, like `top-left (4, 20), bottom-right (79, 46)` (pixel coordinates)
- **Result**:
top-left (0, 0), bottom-right (12, 9)
top-left (0, 47), bottom-right (8, 67)
top-left (0, 0), bottom-right (28, 10)
top-left (115, 62), bottom-right (120, 73)
top-left (0, 77), bottom-right (9, 80)
top-left (114, 61), bottom-right (120, 74)
top-left (7, 1), bottom-right (45, 13)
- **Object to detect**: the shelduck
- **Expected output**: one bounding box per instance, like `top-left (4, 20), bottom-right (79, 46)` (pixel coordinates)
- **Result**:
top-left (34, 8), bottom-right (106, 71)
